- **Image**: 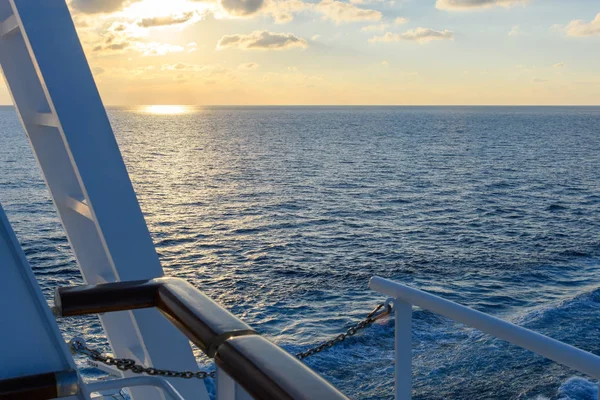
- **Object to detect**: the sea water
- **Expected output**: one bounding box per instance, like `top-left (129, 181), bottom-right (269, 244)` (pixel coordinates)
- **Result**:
top-left (0, 106), bottom-right (599, 399)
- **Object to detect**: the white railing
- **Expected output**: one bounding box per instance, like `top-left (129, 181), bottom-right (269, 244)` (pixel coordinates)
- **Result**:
top-left (369, 276), bottom-right (600, 400)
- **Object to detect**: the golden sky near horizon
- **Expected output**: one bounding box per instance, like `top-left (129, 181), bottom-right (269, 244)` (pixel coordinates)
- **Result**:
top-left (0, 0), bottom-right (599, 105)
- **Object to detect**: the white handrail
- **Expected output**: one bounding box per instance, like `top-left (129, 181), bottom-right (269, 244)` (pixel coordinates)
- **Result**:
top-left (369, 276), bottom-right (600, 399)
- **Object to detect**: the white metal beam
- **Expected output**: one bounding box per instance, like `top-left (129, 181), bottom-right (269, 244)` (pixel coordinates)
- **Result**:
top-left (0, 202), bottom-right (90, 399)
top-left (0, 1), bottom-right (209, 399)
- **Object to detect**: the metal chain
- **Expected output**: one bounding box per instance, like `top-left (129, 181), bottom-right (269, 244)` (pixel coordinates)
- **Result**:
top-left (295, 302), bottom-right (391, 360)
top-left (69, 302), bottom-right (391, 379)
top-left (69, 338), bottom-right (216, 380)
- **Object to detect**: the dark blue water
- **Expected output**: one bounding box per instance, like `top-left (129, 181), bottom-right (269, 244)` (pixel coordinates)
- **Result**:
top-left (1, 106), bottom-right (599, 399)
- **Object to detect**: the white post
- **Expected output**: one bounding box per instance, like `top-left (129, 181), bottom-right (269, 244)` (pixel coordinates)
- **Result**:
top-left (216, 367), bottom-right (235, 400)
top-left (216, 367), bottom-right (254, 400)
top-left (395, 299), bottom-right (412, 400)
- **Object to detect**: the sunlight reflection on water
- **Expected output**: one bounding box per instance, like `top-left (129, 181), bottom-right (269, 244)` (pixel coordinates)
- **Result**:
top-left (139, 105), bottom-right (193, 115)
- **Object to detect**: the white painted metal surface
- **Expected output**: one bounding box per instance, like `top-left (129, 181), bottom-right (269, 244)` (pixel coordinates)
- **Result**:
top-left (370, 276), bottom-right (600, 400)
top-left (87, 377), bottom-right (185, 400)
top-left (216, 367), bottom-right (254, 400)
top-left (0, 202), bottom-right (89, 399)
top-left (393, 299), bottom-right (411, 400)
top-left (0, 1), bottom-right (209, 399)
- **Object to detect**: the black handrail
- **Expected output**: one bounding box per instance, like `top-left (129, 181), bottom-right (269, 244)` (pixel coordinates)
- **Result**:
top-left (55, 278), bottom-right (350, 400)
top-left (0, 370), bottom-right (79, 400)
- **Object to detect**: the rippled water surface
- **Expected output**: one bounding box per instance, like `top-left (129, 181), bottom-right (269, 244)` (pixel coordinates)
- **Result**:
top-left (1, 106), bottom-right (599, 399)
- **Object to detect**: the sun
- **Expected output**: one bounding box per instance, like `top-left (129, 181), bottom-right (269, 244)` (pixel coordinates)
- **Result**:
top-left (142, 105), bottom-right (191, 115)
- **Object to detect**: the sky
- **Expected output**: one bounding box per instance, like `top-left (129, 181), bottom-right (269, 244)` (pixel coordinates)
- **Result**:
top-left (0, 0), bottom-right (599, 105)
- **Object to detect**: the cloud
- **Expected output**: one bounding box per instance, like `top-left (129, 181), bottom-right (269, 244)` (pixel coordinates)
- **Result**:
top-left (161, 63), bottom-right (203, 71)
top-left (135, 42), bottom-right (188, 56)
top-left (111, 23), bottom-right (128, 32)
top-left (134, 42), bottom-right (197, 57)
top-left (69, 0), bottom-right (141, 14)
top-left (123, 65), bottom-right (158, 78)
top-left (75, 0), bottom-right (377, 25)
top-left (316, 0), bottom-right (381, 22)
top-left (137, 12), bottom-right (196, 27)
top-left (89, 17), bottom-right (199, 56)
top-left (361, 23), bottom-right (389, 32)
top-left (161, 63), bottom-right (228, 75)
top-left (72, 15), bottom-right (92, 28)
top-left (92, 32), bottom-right (132, 52)
top-left (531, 78), bottom-right (548, 83)
top-left (89, 21), bottom-right (141, 53)
top-left (553, 62), bottom-right (565, 68)
top-left (94, 38), bottom-right (196, 56)
top-left (436, 0), bottom-right (526, 10)
top-left (508, 25), bottom-right (522, 36)
top-left (238, 62), bottom-right (260, 69)
top-left (271, 12), bottom-right (294, 23)
top-left (264, 0), bottom-right (381, 24)
top-left (349, 0), bottom-right (387, 4)
top-left (564, 13), bottom-right (600, 37)
top-left (157, 63), bottom-right (232, 83)
top-left (394, 17), bottom-right (409, 25)
top-left (259, 0), bottom-right (311, 23)
top-left (220, 0), bottom-right (265, 16)
top-left (370, 27), bottom-right (454, 43)
top-left (217, 30), bottom-right (308, 50)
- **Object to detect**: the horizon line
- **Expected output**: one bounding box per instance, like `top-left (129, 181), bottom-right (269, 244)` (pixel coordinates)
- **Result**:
top-left (1, 104), bottom-right (600, 107)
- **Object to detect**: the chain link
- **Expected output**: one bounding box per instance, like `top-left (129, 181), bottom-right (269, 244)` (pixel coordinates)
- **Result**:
top-left (69, 338), bottom-right (216, 380)
top-left (69, 302), bottom-right (391, 379)
top-left (295, 302), bottom-right (391, 360)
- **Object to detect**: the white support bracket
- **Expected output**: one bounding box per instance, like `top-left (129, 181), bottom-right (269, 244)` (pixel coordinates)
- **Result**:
top-left (65, 195), bottom-right (92, 220)
top-left (86, 360), bottom-right (121, 378)
top-left (0, 14), bottom-right (18, 38)
top-left (34, 112), bottom-right (59, 127)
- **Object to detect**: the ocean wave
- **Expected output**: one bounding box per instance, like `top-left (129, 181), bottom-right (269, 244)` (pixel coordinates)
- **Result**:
top-left (535, 377), bottom-right (598, 400)
top-left (1, 106), bottom-right (599, 399)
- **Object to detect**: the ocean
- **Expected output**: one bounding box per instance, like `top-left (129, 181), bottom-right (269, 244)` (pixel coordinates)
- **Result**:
top-left (0, 105), bottom-right (599, 399)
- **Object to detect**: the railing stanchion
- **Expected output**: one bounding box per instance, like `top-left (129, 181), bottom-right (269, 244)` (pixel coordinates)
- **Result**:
top-left (395, 299), bottom-right (412, 400)
top-left (371, 276), bottom-right (600, 399)
top-left (215, 366), bottom-right (253, 400)
top-left (216, 366), bottom-right (235, 400)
